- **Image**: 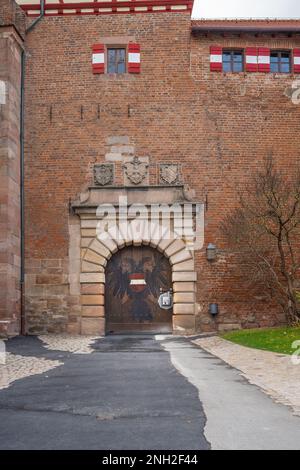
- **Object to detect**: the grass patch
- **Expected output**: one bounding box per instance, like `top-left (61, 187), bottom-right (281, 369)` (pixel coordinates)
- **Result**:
top-left (221, 326), bottom-right (300, 355)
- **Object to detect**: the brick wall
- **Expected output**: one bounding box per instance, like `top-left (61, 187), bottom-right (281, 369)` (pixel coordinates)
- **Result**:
top-left (0, 0), bottom-right (25, 336)
top-left (23, 13), bottom-right (300, 333)
top-left (190, 31), bottom-right (300, 331)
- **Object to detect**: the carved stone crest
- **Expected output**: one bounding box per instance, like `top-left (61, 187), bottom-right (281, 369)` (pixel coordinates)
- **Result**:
top-left (94, 164), bottom-right (114, 186)
top-left (159, 164), bottom-right (180, 185)
top-left (123, 156), bottom-right (149, 186)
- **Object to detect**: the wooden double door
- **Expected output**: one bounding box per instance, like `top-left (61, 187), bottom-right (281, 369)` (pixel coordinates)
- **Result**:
top-left (105, 246), bottom-right (173, 334)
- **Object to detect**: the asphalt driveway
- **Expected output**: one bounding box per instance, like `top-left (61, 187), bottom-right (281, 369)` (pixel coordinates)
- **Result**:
top-left (1, 334), bottom-right (300, 450)
top-left (0, 335), bottom-right (209, 450)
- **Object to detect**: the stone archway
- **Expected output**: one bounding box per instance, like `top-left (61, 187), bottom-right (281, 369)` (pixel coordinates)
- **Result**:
top-left (72, 185), bottom-right (200, 336)
top-left (79, 221), bottom-right (196, 335)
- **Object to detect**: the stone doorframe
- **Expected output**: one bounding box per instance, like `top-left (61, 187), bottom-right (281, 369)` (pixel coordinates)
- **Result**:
top-left (71, 186), bottom-right (200, 336)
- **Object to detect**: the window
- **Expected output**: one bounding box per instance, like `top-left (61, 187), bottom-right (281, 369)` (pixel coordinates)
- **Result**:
top-left (222, 50), bottom-right (244, 73)
top-left (107, 48), bottom-right (126, 74)
top-left (270, 51), bottom-right (291, 73)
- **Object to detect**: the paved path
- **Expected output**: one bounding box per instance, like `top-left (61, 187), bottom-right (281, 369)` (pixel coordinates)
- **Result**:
top-left (162, 337), bottom-right (300, 450)
top-left (0, 334), bottom-right (300, 450)
top-left (193, 336), bottom-right (300, 417)
top-left (0, 335), bottom-right (209, 450)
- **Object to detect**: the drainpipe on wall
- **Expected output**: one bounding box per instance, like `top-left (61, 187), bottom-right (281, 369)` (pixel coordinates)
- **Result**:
top-left (26, 0), bottom-right (45, 33)
top-left (20, 49), bottom-right (25, 335)
top-left (20, 1), bottom-right (45, 335)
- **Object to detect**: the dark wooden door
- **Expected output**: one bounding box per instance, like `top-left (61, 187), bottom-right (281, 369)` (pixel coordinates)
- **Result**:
top-left (105, 246), bottom-right (173, 334)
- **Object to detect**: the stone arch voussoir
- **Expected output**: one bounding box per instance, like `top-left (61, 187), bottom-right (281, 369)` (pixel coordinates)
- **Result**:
top-left (79, 220), bottom-right (197, 336)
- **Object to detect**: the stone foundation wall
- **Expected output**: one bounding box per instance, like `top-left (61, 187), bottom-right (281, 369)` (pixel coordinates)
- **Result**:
top-left (25, 258), bottom-right (70, 334)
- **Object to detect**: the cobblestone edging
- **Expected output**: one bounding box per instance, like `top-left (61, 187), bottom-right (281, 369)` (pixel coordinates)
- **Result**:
top-left (38, 334), bottom-right (101, 354)
top-left (0, 353), bottom-right (62, 390)
top-left (193, 336), bottom-right (300, 417)
top-left (0, 335), bottom-right (102, 390)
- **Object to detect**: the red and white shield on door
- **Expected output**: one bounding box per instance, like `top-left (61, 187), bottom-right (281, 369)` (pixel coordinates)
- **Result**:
top-left (129, 273), bottom-right (147, 293)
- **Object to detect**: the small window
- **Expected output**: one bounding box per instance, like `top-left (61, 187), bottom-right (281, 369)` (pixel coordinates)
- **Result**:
top-left (270, 51), bottom-right (291, 73)
top-left (107, 48), bottom-right (126, 74)
top-left (222, 50), bottom-right (244, 73)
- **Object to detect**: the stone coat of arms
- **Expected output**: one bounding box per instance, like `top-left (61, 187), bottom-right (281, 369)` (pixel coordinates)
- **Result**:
top-left (123, 156), bottom-right (149, 186)
top-left (159, 164), bottom-right (180, 185)
top-left (94, 164), bottom-right (114, 186)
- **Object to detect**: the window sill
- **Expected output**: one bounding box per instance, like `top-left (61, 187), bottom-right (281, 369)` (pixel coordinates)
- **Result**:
top-left (222, 72), bottom-right (245, 75)
top-left (272, 73), bottom-right (293, 78)
top-left (217, 72), bottom-right (294, 78)
top-left (101, 73), bottom-right (137, 80)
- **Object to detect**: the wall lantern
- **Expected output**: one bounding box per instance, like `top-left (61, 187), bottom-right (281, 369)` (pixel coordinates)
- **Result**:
top-left (206, 243), bottom-right (217, 261)
top-left (209, 303), bottom-right (219, 316)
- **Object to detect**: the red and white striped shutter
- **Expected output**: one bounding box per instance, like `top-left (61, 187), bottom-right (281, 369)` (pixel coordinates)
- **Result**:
top-left (92, 44), bottom-right (105, 74)
top-left (245, 47), bottom-right (258, 72)
top-left (210, 46), bottom-right (222, 72)
top-left (258, 47), bottom-right (270, 72)
top-left (293, 49), bottom-right (300, 73)
top-left (128, 43), bottom-right (141, 74)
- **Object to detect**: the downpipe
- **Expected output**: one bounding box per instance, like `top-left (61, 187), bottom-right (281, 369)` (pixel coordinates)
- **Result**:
top-left (20, 49), bottom-right (25, 335)
top-left (26, 0), bottom-right (45, 33)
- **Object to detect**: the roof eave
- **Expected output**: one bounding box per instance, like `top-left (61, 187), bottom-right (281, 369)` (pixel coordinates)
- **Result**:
top-left (191, 26), bottom-right (300, 34)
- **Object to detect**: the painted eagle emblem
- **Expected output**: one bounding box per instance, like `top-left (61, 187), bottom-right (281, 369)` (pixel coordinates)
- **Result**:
top-left (106, 251), bottom-right (170, 322)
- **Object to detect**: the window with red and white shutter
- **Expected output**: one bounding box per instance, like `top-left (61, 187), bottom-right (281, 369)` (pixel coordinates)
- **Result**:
top-left (210, 46), bottom-right (223, 72)
top-left (92, 43), bottom-right (141, 74)
top-left (92, 44), bottom-right (105, 74)
top-left (245, 47), bottom-right (258, 72)
top-left (293, 49), bottom-right (300, 73)
top-left (258, 48), bottom-right (270, 73)
top-left (128, 43), bottom-right (141, 74)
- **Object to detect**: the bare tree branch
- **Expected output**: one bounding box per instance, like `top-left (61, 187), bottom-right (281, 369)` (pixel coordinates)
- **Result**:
top-left (221, 155), bottom-right (300, 325)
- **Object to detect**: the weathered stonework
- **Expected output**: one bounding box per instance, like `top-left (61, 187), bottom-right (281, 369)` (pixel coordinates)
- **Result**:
top-left (0, 0), bottom-right (25, 336)
top-left (94, 164), bottom-right (114, 186)
top-left (25, 258), bottom-right (72, 335)
top-left (69, 185), bottom-right (198, 335)
top-left (159, 164), bottom-right (180, 185)
top-left (123, 156), bottom-right (149, 186)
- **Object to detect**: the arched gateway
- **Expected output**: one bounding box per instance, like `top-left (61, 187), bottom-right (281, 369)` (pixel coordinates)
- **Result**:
top-left (106, 245), bottom-right (173, 334)
top-left (71, 185), bottom-right (201, 336)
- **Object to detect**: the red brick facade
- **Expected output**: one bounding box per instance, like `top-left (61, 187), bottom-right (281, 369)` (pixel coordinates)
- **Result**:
top-left (1, 1), bottom-right (300, 335)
